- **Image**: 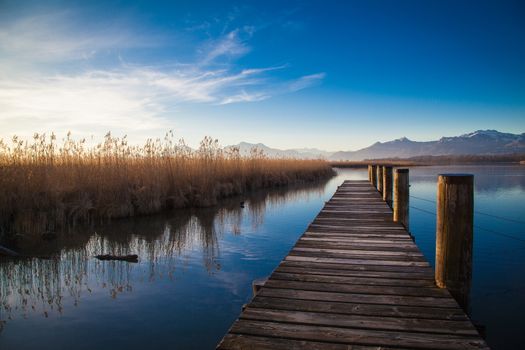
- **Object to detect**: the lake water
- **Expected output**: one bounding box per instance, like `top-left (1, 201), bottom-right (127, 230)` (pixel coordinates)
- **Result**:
top-left (1, 165), bottom-right (524, 349)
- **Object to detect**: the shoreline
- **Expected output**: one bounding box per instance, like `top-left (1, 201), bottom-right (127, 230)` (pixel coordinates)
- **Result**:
top-left (331, 160), bottom-right (525, 168)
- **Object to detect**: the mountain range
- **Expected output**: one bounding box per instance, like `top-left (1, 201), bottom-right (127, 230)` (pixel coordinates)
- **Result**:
top-left (225, 142), bottom-right (333, 159)
top-left (227, 130), bottom-right (525, 161)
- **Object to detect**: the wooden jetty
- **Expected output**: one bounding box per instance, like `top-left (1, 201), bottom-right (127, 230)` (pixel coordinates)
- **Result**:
top-left (217, 179), bottom-right (488, 349)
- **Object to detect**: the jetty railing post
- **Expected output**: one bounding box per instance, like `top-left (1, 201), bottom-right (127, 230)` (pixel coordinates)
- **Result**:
top-left (382, 166), bottom-right (393, 207)
top-left (393, 169), bottom-right (409, 230)
top-left (371, 165), bottom-right (377, 189)
top-left (376, 165), bottom-right (383, 194)
top-left (435, 174), bottom-right (474, 311)
top-left (368, 165), bottom-right (372, 183)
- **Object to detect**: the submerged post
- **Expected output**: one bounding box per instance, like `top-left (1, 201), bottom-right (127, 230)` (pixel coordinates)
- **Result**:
top-left (435, 174), bottom-right (473, 311)
top-left (376, 165), bottom-right (383, 194)
top-left (383, 166), bottom-right (393, 207)
top-left (371, 165), bottom-right (377, 189)
top-left (393, 169), bottom-right (409, 230)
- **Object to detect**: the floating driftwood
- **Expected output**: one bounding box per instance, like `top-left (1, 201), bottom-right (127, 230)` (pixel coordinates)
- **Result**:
top-left (95, 254), bottom-right (138, 262)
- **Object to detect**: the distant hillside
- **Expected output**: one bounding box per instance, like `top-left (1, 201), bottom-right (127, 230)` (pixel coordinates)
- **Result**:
top-left (329, 130), bottom-right (525, 161)
top-left (228, 130), bottom-right (525, 161)
top-left (367, 153), bottom-right (525, 165)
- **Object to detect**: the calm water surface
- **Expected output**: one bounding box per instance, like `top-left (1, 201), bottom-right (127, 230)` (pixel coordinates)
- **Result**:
top-left (1, 166), bottom-right (524, 349)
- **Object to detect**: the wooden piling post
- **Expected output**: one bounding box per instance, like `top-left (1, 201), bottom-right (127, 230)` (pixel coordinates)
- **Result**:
top-left (376, 165), bottom-right (383, 194)
top-left (382, 166), bottom-right (393, 207)
top-left (371, 165), bottom-right (377, 189)
top-left (252, 277), bottom-right (268, 296)
top-left (393, 169), bottom-right (409, 230)
top-left (435, 174), bottom-right (473, 311)
top-left (367, 165), bottom-right (372, 183)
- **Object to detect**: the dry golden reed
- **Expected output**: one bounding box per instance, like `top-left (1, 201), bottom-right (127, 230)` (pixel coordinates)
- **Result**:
top-left (0, 132), bottom-right (334, 239)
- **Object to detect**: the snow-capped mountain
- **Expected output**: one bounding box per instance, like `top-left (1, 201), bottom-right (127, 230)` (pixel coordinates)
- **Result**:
top-left (328, 130), bottom-right (525, 160)
top-left (228, 130), bottom-right (524, 160)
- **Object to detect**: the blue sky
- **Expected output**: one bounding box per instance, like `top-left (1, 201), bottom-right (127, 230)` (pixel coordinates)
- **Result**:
top-left (0, 0), bottom-right (524, 150)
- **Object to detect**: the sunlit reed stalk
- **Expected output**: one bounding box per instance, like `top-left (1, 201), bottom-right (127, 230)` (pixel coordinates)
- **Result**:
top-left (0, 131), bottom-right (334, 239)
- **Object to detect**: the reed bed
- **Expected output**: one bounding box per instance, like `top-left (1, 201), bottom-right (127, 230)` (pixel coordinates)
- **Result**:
top-left (0, 132), bottom-right (334, 240)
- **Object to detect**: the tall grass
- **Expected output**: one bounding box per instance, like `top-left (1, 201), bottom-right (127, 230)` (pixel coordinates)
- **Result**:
top-left (0, 132), bottom-right (334, 239)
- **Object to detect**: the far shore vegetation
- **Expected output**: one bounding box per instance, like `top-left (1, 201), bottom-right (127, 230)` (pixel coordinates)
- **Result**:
top-left (331, 153), bottom-right (525, 168)
top-left (0, 132), bottom-right (334, 242)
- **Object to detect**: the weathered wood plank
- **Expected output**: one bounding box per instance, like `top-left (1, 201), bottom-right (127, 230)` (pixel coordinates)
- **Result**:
top-left (250, 296), bottom-right (467, 321)
top-left (308, 224), bottom-right (406, 230)
top-left (218, 334), bottom-right (403, 350)
top-left (289, 250), bottom-right (427, 262)
top-left (275, 266), bottom-right (435, 281)
top-left (229, 320), bottom-right (489, 350)
top-left (241, 308), bottom-right (478, 335)
top-left (263, 279), bottom-right (450, 298)
top-left (303, 232), bottom-right (411, 239)
top-left (271, 271), bottom-right (436, 287)
top-left (258, 288), bottom-right (459, 308)
top-left (295, 241), bottom-right (420, 252)
top-left (285, 255), bottom-right (430, 267)
top-left (292, 247), bottom-right (424, 257)
top-left (279, 260), bottom-right (435, 274)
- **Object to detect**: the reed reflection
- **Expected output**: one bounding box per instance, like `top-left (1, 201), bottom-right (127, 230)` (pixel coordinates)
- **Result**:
top-left (0, 180), bottom-right (328, 325)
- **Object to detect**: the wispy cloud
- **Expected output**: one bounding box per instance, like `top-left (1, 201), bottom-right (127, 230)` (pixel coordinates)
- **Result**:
top-left (219, 91), bottom-right (269, 105)
top-left (0, 11), bottom-right (160, 63)
top-left (201, 29), bottom-right (251, 64)
top-left (287, 73), bottom-right (326, 92)
top-left (0, 9), bottom-right (325, 141)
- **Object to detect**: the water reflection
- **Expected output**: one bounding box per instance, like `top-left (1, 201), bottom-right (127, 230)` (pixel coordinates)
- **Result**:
top-left (3, 166), bottom-right (523, 349)
top-left (0, 181), bottom-right (327, 326)
top-left (411, 165), bottom-right (525, 193)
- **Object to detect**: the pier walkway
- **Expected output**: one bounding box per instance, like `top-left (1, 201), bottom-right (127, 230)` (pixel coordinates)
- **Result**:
top-left (217, 180), bottom-right (488, 349)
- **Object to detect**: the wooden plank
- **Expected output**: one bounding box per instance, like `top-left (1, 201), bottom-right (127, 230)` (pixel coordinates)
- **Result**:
top-left (279, 260), bottom-right (435, 275)
top-left (271, 271), bottom-right (436, 287)
top-left (315, 216), bottom-right (393, 220)
top-left (241, 308), bottom-right (478, 335)
top-left (308, 224), bottom-right (406, 230)
top-left (229, 320), bottom-right (489, 350)
top-left (292, 247), bottom-right (424, 257)
top-left (311, 221), bottom-right (400, 227)
top-left (301, 236), bottom-right (414, 243)
top-left (250, 296), bottom-right (467, 321)
top-left (295, 241), bottom-right (421, 252)
top-left (307, 227), bottom-right (407, 233)
top-left (310, 221), bottom-right (404, 226)
top-left (258, 288), bottom-right (459, 308)
top-left (263, 279), bottom-right (450, 298)
top-left (303, 232), bottom-right (411, 239)
top-left (289, 250), bottom-right (427, 262)
top-left (285, 255), bottom-right (430, 267)
top-left (275, 266), bottom-right (435, 281)
top-left (218, 334), bottom-right (403, 350)
top-left (293, 247), bottom-right (422, 256)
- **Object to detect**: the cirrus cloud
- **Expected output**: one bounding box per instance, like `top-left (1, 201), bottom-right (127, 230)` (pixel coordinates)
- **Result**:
top-left (0, 8), bottom-right (325, 142)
